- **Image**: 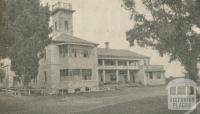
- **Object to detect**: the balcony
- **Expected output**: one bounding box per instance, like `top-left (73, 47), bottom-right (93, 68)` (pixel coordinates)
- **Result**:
top-left (128, 66), bottom-right (139, 70)
top-left (117, 65), bottom-right (128, 69)
top-left (98, 65), bottom-right (139, 70)
top-left (52, 2), bottom-right (72, 11)
top-left (104, 65), bottom-right (117, 70)
top-left (142, 65), bottom-right (165, 72)
top-left (98, 59), bottom-right (140, 70)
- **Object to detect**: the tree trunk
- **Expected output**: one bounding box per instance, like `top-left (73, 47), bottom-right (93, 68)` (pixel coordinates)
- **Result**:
top-left (184, 57), bottom-right (199, 82)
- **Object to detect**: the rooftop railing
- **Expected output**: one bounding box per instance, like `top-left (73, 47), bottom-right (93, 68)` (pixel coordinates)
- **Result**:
top-left (52, 2), bottom-right (72, 11)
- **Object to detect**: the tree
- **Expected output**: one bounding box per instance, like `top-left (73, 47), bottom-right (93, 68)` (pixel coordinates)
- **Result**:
top-left (0, 0), bottom-right (10, 58)
top-left (0, 0), bottom-right (51, 85)
top-left (123, 0), bottom-right (200, 82)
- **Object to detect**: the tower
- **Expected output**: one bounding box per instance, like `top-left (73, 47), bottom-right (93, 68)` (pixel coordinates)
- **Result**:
top-left (51, 2), bottom-right (75, 35)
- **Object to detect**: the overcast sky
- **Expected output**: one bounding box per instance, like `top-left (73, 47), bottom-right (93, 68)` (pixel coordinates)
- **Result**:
top-left (41, 0), bottom-right (185, 77)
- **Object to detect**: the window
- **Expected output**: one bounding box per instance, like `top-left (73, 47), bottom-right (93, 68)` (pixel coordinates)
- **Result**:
top-left (104, 60), bottom-right (116, 66)
top-left (69, 48), bottom-right (90, 58)
top-left (59, 45), bottom-right (68, 57)
top-left (60, 69), bottom-right (92, 80)
top-left (156, 72), bottom-right (161, 79)
top-left (71, 49), bottom-right (77, 57)
top-left (98, 60), bottom-right (103, 66)
top-left (82, 69), bottom-right (92, 80)
top-left (72, 69), bottom-right (80, 76)
top-left (60, 69), bottom-right (68, 77)
top-left (77, 50), bottom-right (83, 57)
top-left (118, 60), bottom-right (127, 66)
top-left (129, 61), bottom-right (138, 66)
top-left (55, 22), bottom-right (57, 31)
top-left (44, 72), bottom-right (47, 84)
top-left (60, 69), bottom-right (81, 80)
top-left (68, 69), bottom-right (72, 76)
top-left (111, 75), bottom-right (116, 81)
top-left (149, 72), bottom-right (153, 79)
top-left (83, 50), bottom-right (89, 58)
top-left (65, 21), bottom-right (68, 31)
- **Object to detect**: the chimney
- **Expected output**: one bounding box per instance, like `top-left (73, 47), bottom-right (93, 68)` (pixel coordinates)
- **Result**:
top-left (105, 42), bottom-right (109, 49)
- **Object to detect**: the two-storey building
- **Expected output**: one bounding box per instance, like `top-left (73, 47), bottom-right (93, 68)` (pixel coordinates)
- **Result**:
top-left (36, 2), bottom-right (99, 93)
top-left (98, 42), bottom-right (165, 85)
top-left (35, 2), bottom-right (165, 94)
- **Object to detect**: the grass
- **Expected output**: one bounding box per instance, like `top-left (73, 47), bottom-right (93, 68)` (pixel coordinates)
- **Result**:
top-left (0, 86), bottom-right (192, 114)
top-left (73, 96), bottom-right (185, 114)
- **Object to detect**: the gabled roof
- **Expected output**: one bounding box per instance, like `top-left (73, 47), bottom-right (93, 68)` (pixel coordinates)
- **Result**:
top-left (52, 33), bottom-right (98, 46)
top-left (97, 48), bottom-right (150, 59)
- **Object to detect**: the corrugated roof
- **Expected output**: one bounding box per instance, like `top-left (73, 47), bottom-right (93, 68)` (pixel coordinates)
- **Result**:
top-left (52, 33), bottom-right (98, 46)
top-left (97, 48), bottom-right (149, 59)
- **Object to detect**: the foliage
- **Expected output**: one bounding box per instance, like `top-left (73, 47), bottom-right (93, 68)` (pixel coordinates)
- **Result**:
top-left (123, 0), bottom-right (200, 81)
top-left (0, 0), bottom-right (9, 58)
top-left (0, 0), bottom-right (50, 84)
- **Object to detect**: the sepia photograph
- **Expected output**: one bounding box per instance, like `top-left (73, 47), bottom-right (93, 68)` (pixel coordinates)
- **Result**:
top-left (0, 0), bottom-right (200, 114)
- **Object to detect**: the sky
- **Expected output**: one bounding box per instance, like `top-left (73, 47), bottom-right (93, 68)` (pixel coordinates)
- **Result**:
top-left (41, 0), bottom-right (185, 77)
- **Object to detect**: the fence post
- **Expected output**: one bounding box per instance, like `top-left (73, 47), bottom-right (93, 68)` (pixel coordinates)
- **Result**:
top-left (28, 89), bottom-right (30, 95)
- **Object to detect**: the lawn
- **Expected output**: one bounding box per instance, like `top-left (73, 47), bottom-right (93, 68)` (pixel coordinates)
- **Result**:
top-left (73, 96), bottom-right (185, 114)
top-left (0, 86), bottom-right (191, 114)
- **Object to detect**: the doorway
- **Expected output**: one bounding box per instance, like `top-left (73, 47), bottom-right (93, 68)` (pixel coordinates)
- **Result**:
top-left (130, 70), bottom-right (136, 83)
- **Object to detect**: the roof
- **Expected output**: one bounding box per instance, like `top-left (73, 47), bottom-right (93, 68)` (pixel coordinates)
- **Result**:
top-left (97, 48), bottom-right (149, 59)
top-left (52, 33), bottom-right (98, 46)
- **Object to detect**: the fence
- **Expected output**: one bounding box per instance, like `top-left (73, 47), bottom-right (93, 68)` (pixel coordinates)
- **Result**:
top-left (0, 88), bottom-right (51, 96)
top-left (0, 86), bottom-right (100, 96)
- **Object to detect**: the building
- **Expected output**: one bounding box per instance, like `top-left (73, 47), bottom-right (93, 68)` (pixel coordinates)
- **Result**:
top-left (0, 58), bottom-right (17, 88)
top-left (98, 45), bottom-right (165, 85)
top-left (36, 2), bottom-right (99, 93)
top-left (35, 2), bottom-right (165, 93)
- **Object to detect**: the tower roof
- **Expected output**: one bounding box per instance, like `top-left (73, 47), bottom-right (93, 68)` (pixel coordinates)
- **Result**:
top-left (52, 33), bottom-right (98, 46)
